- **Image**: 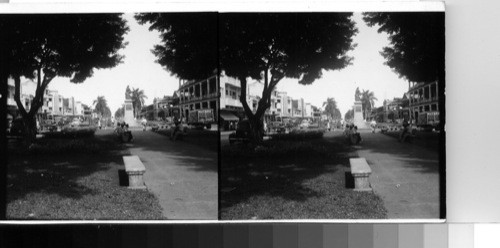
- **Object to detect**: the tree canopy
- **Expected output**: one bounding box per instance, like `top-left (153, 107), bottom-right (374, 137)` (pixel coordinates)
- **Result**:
top-left (130, 87), bottom-right (147, 118)
top-left (93, 96), bottom-right (111, 118)
top-left (136, 13), bottom-right (357, 142)
top-left (345, 109), bottom-right (354, 121)
top-left (135, 13), bottom-right (218, 81)
top-left (362, 12), bottom-right (445, 84)
top-left (323, 97), bottom-right (341, 120)
top-left (360, 89), bottom-right (377, 119)
top-left (2, 14), bottom-right (129, 142)
top-left (220, 13), bottom-right (357, 139)
top-left (115, 106), bottom-right (125, 119)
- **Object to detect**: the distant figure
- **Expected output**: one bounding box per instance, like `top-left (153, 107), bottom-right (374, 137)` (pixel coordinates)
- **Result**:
top-left (351, 125), bottom-right (362, 145)
top-left (370, 120), bottom-right (377, 133)
top-left (326, 121), bottom-right (331, 132)
top-left (171, 117), bottom-right (182, 140)
top-left (141, 118), bottom-right (147, 131)
top-left (343, 123), bottom-right (352, 138)
top-left (399, 121), bottom-right (412, 143)
top-left (124, 123), bottom-right (133, 142)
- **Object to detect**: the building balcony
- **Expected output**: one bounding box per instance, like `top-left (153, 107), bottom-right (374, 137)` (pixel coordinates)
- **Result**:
top-left (223, 98), bottom-right (242, 108)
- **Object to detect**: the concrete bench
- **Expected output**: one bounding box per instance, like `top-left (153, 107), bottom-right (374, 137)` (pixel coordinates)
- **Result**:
top-left (349, 158), bottom-right (372, 191)
top-left (123, 155), bottom-right (146, 189)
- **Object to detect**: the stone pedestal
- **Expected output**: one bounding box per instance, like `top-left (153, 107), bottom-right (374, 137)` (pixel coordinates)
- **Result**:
top-left (127, 171), bottom-right (146, 189)
top-left (353, 173), bottom-right (372, 191)
top-left (353, 100), bottom-right (366, 128)
top-left (123, 99), bottom-right (136, 126)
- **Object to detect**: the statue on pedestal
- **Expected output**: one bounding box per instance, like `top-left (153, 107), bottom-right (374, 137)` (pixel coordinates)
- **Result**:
top-left (125, 85), bottom-right (132, 100)
top-left (355, 87), bottom-right (361, 101)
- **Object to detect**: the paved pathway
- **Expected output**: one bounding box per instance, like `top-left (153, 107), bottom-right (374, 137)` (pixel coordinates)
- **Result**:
top-left (125, 130), bottom-right (217, 219)
top-left (327, 130), bottom-right (441, 219)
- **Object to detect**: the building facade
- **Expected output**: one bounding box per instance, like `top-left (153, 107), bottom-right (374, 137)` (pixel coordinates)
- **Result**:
top-left (178, 74), bottom-right (219, 122)
top-left (408, 81), bottom-right (440, 126)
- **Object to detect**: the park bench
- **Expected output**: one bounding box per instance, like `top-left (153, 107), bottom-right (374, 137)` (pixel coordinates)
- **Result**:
top-left (349, 158), bottom-right (372, 191)
top-left (123, 155), bottom-right (146, 189)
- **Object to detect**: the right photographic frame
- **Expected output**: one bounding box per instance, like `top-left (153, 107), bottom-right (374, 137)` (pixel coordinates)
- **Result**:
top-left (218, 11), bottom-right (445, 220)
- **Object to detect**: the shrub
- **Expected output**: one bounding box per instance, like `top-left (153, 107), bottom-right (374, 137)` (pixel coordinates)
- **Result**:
top-left (44, 126), bottom-right (97, 139)
top-left (271, 130), bottom-right (324, 141)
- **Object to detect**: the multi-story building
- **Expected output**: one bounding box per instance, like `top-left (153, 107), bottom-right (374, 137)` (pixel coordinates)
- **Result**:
top-left (291, 98), bottom-right (304, 117)
top-left (178, 74), bottom-right (219, 122)
top-left (304, 103), bottom-right (312, 118)
top-left (40, 89), bottom-right (64, 116)
top-left (219, 73), bottom-right (242, 112)
top-left (407, 81), bottom-right (440, 126)
top-left (381, 94), bottom-right (409, 123)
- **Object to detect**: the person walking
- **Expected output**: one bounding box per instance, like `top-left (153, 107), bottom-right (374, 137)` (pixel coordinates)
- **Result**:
top-left (399, 121), bottom-right (412, 143)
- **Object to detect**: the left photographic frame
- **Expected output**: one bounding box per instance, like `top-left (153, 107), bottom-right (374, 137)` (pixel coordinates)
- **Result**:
top-left (2, 12), bottom-right (219, 220)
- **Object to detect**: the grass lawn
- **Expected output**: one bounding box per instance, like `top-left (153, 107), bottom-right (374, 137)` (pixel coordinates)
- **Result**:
top-left (220, 137), bottom-right (387, 220)
top-left (7, 132), bottom-right (164, 220)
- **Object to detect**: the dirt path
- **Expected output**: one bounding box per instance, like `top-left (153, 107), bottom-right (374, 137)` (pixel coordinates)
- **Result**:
top-left (124, 130), bottom-right (218, 219)
top-left (325, 130), bottom-right (441, 219)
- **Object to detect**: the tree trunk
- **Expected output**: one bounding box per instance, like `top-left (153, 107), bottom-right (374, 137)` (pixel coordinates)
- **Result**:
top-left (22, 116), bottom-right (37, 146)
top-left (238, 72), bottom-right (280, 145)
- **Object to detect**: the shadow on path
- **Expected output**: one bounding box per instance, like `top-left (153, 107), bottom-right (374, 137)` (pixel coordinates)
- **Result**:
top-left (125, 130), bottom-right (218, 220)
top-left (327, 130), bottom-right (441, 219)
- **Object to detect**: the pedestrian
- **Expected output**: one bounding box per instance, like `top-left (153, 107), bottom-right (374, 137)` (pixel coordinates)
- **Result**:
top-left (399, 121), bottom-right (412, 143)
top-left (370, 119), bottom-right (377, 133)
top-left (353, 125), bottom-right (362, 144)
top-left (124, 123), bottom-right (133, 142)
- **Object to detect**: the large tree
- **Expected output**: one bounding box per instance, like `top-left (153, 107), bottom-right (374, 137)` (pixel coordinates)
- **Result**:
top-left (220, 13), bottom-right (357, 142)
top-left (323, 97), bottom-right (341, 120)
top-left (2, 14), bottom-right (129, 144)
top-left (363, 12), bottom-right (445, 126)
top-left (344, 109), bottom-right (354, 121)
top-left (93, 96), bottom-right (111, 118)
top-left (114, 106), bottom-right (125, 120)
top-left (135, 13), bottom-right (218, 80)
top-left (136, 13), bottom-right (357, 142)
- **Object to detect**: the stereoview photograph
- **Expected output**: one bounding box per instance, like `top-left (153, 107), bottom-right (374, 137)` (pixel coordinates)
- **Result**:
top-left (4, 13), bottom-right (218, 220)
top-left (218, 12), bottom-right (445, 220)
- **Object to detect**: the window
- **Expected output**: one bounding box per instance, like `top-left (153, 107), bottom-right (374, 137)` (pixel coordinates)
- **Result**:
top-left (431, 104), bottom-right (437, 111)
top-left (424, 105), bottom-right (430, 112)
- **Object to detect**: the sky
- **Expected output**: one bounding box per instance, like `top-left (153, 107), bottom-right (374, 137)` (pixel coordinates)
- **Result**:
top-left (28, 12), bottom-right (408, 117)
top-left (276, 13), bottom-right (408, 115)
top-left (48, 13), bottom-right (178, 114)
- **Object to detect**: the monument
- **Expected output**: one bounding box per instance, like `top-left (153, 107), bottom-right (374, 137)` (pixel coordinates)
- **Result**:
top-left (123, 86), bottom-right (136, 125)
top-left (353, 87), bottom-right (367, 128)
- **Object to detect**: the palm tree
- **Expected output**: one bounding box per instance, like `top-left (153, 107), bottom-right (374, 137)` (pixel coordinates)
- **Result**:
top-left (114, 106), bottom-right (124, 119)
top-left (93, 96), bottom-right (111, 118)
top-left (131, 88), bottom-right (147, 118)
top-left (361, 90), bottom-right (377, 120)
top-left (322, 97), bottom-right (340, 120)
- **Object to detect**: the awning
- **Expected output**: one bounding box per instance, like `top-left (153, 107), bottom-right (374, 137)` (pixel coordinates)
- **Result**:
top-left (220, 112), bottom-right (239, 121)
